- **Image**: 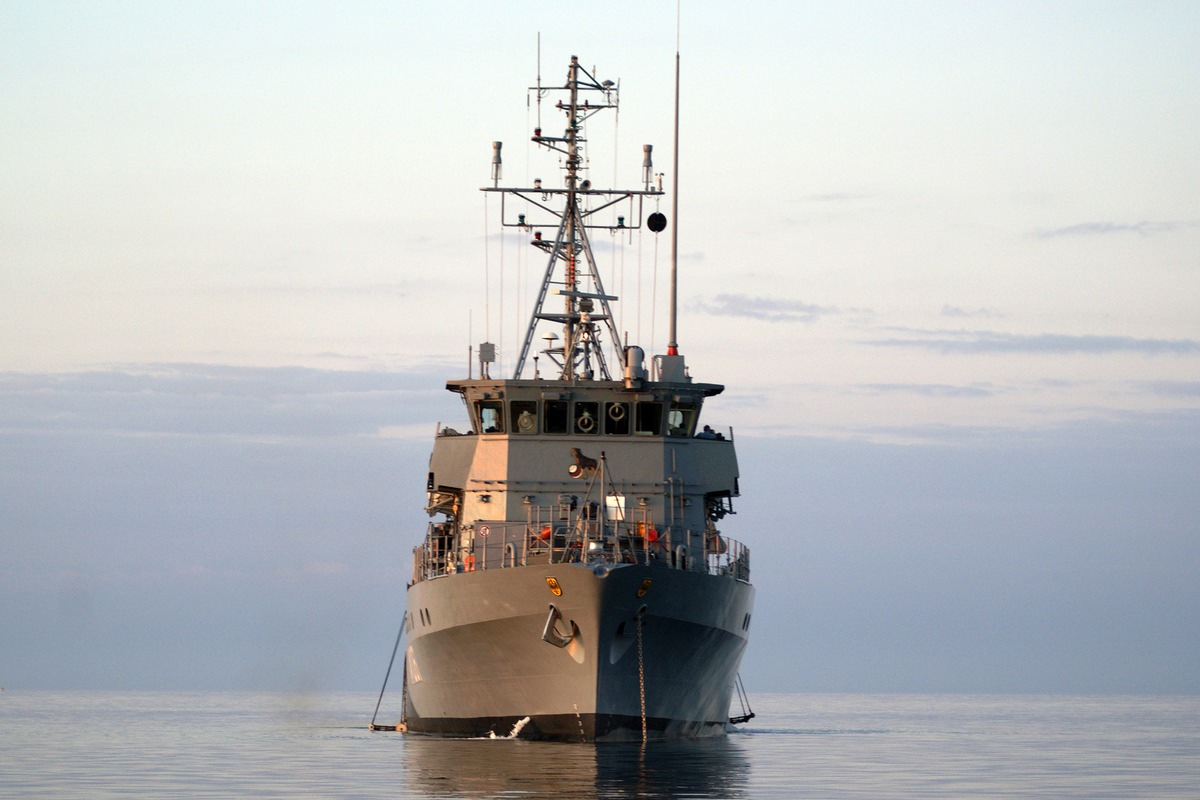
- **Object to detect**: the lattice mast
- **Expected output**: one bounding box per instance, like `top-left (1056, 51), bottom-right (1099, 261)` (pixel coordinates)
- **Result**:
top-left (483, 56), bottom-right (664, 381)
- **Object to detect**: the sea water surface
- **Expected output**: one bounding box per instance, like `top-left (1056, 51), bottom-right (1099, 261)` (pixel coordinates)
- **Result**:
top-left (2, 692), bottom-right (1197, 798)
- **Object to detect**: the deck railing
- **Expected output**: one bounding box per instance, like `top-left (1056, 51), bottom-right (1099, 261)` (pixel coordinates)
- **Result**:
top-left (412, 517), bottom-right (749, 585)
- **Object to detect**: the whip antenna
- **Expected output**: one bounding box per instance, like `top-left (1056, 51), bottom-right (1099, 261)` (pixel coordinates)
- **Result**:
top-left (667, 4), bottom-right (681, 356)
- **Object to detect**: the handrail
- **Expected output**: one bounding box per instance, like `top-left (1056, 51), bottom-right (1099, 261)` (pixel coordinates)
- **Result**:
top-left (412, 515), bottom-right (749, 583)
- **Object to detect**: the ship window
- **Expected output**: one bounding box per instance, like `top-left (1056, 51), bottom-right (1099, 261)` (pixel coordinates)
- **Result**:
top-left (605, 402), bottom-right (631, 435)
top-left (510, 400), bottom-right (538, 434)
top-left (635, 402), bottom-right (663, 435)
top-left (544, 400), bottom-right (569, 434)
top-left (668, 403), bottom-right (697, 437)
top-left (574, 401), bottom-right (599, 434)
top-left (476, 400), bottom-right (505, 434)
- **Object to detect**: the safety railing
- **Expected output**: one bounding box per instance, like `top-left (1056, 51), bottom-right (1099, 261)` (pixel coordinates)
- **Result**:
top-left (412, 516), bottom-right (749, 584)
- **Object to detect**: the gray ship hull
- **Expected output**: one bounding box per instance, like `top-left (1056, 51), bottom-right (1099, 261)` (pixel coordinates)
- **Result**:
top-left (403, 560), bottom-right (754, 741)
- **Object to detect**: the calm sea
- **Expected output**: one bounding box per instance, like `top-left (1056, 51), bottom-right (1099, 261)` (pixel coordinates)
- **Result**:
top-left (2, 691), bottom-right (1197, 798)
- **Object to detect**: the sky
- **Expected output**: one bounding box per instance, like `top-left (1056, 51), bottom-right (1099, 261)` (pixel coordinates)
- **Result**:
top-left (2, 1), bottom-right (1198, 695)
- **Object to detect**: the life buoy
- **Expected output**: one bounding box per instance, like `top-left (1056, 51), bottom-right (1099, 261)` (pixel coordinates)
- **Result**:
top-left (577, 412), bottom-right (595, 433)
top-left (608, 403), bottom-right (626, 421)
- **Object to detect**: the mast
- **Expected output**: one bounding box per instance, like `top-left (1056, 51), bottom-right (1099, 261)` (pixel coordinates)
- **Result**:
top-left (483, 56), bottom-right (664, 381)
top-left (563, 57), bottom-right (581, 373)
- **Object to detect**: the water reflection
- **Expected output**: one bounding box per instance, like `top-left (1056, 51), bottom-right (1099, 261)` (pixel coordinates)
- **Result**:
top-left (400, 735), bottom-right (751, 799)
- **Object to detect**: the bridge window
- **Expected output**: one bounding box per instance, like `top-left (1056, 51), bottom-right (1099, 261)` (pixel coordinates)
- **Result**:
top-left (668, 403), bottom-right (697, 437)
top-left (605, 402), bottom-right (631, 435)
top-left (635, 402), bottom-right (663, 436)
top-left (544, 400), bottom-right (569, 434)
top-left (574, 401), bottom-right (599, 434)
top-left (476, 400), bottom-right (504, 433)
top-left (510, 400), bottom-right (538, 434)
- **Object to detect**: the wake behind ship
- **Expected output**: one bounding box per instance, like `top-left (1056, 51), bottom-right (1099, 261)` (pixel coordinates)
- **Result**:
top-left (393, 54), bottom-right (753, 742)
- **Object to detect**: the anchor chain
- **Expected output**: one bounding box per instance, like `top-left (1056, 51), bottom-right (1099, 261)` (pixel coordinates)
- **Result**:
top-left (400, 651), bottom-right (409, 731)
top-left (637, 610), bottom-right (647, 743)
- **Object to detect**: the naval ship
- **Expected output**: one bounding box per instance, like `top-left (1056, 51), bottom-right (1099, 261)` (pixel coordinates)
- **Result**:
top-left (394, 54), bottom-right (753, 741)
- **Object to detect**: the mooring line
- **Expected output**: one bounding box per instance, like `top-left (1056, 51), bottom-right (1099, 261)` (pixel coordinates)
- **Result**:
top-left (370, 621), bottom-right (405, 730)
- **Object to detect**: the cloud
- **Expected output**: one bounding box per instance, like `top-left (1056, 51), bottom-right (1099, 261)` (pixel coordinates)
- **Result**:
top-left (1034, 220), bottom-right (1197, 238)
top-left (0, 363), bottom-right (461, 440)
top-left (738, 412), bottom-right (1200, 692)
top-left (803, 191), bottom-right (875, 203)
top-left (856, 383), bottom-right (999, 399)
top-left (212, 281), bottom-right (415, 298)
top-left (941, 304), bottom-right (1005, 319)
top-left (700, 294), bottom-right (837, 323)
top-left (865, 330), bottom-right (1200, 356)
top-left (5, 366), bottom-right (1200, 692)
top-left (1137, 380), bottom-right (1200, 398)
